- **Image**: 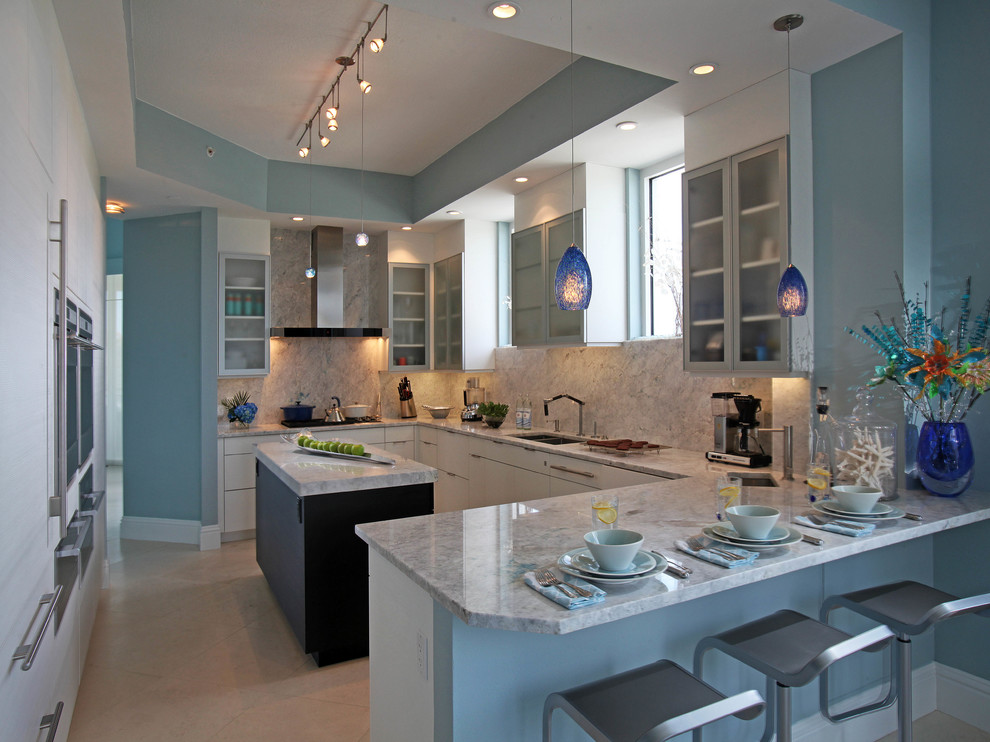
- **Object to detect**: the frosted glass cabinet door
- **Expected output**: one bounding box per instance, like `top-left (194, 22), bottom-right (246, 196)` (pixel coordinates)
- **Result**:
top-left (432, 253), bottom-right (464, 371)
top-left (219, 253), bottom-right (270, 376)
top-left (732, 140), bottom-right (788, 369)
top-left (683, 162), bottom-right (730, 368)
top-left (546, 211), bottom-right (584, 344)
top-left (389, 263), bottom-right (429, 370)
top-left (510, 225), bottom-right (545, 346)
top-left (433, 259), bottom-right (449, 369)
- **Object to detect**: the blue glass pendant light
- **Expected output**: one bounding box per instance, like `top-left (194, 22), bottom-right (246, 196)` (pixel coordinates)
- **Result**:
top-left (555, 245), bottom-right (592, 310)
top-left (554, 0), bottom-right (592, 311)
top-left (777, 263), bottom-right (808, 316)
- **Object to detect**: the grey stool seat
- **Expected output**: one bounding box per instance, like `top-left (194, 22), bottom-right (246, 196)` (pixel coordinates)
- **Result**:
top-left (543, 659), bottom-right (765, 742)
top-left (820, 580), bottom-right (990, 742)
top-left (694, 609), bottom-right (893, 742)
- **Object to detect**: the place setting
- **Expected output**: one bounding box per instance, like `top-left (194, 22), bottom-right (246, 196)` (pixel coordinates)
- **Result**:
top-left (677, 475), bottom-right (801, 567)
top-left (795, 483), bottom-right (902, 536)
top-left (525, 496), bottom-right (673, 609)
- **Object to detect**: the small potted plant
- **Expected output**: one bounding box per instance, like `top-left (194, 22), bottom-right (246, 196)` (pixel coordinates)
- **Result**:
top-left (221, 391), bottom-right (258, 427)
top-left (477, 402), bottom-right (509, 429)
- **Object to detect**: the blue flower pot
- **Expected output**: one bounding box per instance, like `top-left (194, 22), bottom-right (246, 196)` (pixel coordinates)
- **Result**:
top-left (917, 421), bottom-right (974, 497)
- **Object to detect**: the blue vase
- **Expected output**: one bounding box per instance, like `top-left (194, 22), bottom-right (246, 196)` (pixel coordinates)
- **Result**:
top-left (916, 421), bottom-right (974, 497)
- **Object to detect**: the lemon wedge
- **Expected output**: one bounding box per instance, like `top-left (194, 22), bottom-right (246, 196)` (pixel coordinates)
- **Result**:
top-left (593, 505), bottom-right (618, 525)
top-left (717, 485), bottom-right (741, 505)
top-left (807, 477), bottom-right (829, 491)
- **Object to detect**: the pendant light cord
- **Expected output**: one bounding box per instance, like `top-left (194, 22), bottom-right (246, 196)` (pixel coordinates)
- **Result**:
top-left (360, 52), bottom-right (366, 234)
top-left (569, 0), bottom-right (576, 247)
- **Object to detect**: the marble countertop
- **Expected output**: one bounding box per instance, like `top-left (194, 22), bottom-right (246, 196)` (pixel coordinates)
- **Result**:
top-left (255, 441), bottom-right (437, 496)
top-left (356, 478), bottom-right (990, 636)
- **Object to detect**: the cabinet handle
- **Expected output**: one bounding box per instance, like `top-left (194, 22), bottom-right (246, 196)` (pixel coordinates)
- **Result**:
top-left (40, 702), bottom-right (64, 742)
top-left (12, 585), bottom-right (62, 671)
top-left (422, 440), bottom-right (436, 446)
top-left (469, 453), bottom-right (482, 458)
top-left (550, 464), bottom-right (596, 479)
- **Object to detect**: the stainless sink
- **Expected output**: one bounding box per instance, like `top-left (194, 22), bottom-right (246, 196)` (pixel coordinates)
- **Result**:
top-left (729, 471), bottom-right (778, 487)
top-left (510, 432), bottom-right (586, 446)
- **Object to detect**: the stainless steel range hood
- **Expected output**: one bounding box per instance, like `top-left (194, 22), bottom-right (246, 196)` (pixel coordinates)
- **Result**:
top-left (270, 226), bottom-right (388, 338)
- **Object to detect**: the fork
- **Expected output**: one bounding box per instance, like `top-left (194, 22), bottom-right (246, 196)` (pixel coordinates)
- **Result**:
top-left (807, 513), bottom-right (868, 530)
top-left (686, 536), bottom-right (745, 561)
top-left (535, 568), bottom-right (593, 598)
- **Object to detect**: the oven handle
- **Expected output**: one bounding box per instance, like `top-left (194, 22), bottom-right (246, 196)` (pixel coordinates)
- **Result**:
top-left (56, 515), bottom-right (91, 557)
top-left (40, 701), bottom-right (64, 742)
top-left (12, 585), bottom-right (63, 671)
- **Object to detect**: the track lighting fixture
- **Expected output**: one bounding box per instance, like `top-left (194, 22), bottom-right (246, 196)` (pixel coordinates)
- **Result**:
top-left (320, 135), bottom-right (330, 147)
top-left (294, 4), bottom-right (388, 154)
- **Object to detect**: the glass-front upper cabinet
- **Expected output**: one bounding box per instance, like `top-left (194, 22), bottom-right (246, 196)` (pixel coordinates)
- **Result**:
top-left (389, 263), bottom-right (429, 370)
top-left (683, 137), bottom-right (789, 372)
top-left (219, 253), bottom-right (269, 376)
top-left (434, 253), bottom-right (463, 370)
top-left (511, 210), bottom-right (586, 347)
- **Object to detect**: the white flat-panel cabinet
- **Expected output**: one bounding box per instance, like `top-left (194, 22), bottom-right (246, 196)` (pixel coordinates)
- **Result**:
top-left (683, 138), bottom-right (790, 372)
top-left (219, 253), bottom-right (270, 376)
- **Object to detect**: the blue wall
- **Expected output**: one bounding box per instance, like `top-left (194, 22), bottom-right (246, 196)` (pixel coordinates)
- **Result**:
top-left (122, 212), bottom-right (204, 521)
top-left (105, 217), bottom-right (123, 275)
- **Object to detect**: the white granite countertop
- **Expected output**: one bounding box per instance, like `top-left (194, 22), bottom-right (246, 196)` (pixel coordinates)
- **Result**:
top-left (356, 478), bottom-right (990, 635)
top-left (255, 441), bottom-right (437, 496)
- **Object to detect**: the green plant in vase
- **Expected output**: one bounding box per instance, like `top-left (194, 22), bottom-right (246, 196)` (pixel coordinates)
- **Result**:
top-left (477, 402), bottom-right (509, 428)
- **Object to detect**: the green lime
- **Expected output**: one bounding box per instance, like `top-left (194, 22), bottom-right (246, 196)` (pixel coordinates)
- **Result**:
top-left (328, 441), bottom-right (340, 453)
top-left (340, 443), bottom-right (353, 454)
top-left (351, 444), bottom-right (365, 456)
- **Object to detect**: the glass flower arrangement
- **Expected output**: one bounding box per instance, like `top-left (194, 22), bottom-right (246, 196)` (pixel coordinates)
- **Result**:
top-left (221, 391), bottom-right (258, 426)
top-left (846, 275), bottom-right (990, 423)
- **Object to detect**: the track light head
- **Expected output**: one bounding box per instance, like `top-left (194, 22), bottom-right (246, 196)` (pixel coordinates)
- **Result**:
top-left (299, 146), bottom-right (310, 158)
top-left (369, 37), bottom-right (385, 53)
top-left (326, 106), bottom-right (338, 119)
top-left (359, 78), bottom-right (372, 94)
top-left (320, 135), bottom-right (330, 147)
top-left (327, 118), bottom-right (338, 131)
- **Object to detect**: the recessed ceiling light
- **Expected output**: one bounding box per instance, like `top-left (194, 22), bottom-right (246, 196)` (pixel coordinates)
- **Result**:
top-left (446, 210), bottom-right (461, 216)
top-left (690, 63), bottom-right (718, 76)
top-left (292, 216), bottom-right (305, 222)
top-left (489, 2), bottom-right (518, 19)
top-left (616, 121), bottom-right (637, 131)
top-left (514, 176), bottom-right (529, 183)
top-left (401, 226), bottom-right (413, 231)
top-left (105, 201), bottom-right (125, 214)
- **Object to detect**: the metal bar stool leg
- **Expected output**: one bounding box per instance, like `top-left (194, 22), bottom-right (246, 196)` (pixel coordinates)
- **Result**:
top-left (776, 683), bottom-right (792, 742)
top-left (897, 637), bottom-right (912, 742)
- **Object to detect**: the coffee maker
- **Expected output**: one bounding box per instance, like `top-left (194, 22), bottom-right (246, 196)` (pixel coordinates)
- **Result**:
top-left (461, 377), bottom-right (485, 421)
top-left (705, 394), bottom-right (772, 467)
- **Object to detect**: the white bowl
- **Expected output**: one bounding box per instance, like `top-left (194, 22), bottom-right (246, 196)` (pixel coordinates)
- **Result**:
top-left (422, 405), bottom-right (452, 419)
top-left (726, 505), bottom-right (780, 540)
top-left (831, 485), bottom-right (882, 513)
top-left (584, 529), bottom-right (644, 572)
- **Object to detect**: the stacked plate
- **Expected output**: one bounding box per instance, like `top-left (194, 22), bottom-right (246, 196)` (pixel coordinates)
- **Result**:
top-left (557, 548), bottom-right (667, 585)
top-left (812, 500), bottom-right (905, 521)
top-left (703, 523), bottom-right (803, 549)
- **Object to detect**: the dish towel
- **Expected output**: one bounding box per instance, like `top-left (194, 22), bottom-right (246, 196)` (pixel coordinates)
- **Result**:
top-left (795, 515), bottom-right (875, 537)
top-left (523, 571), bottom-right (606, 609)
top-left (675, 539), bottom-right (758, 568)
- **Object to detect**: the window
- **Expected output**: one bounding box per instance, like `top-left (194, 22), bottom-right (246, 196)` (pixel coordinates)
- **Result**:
top-left (645, 165), bottom-right (684, 337)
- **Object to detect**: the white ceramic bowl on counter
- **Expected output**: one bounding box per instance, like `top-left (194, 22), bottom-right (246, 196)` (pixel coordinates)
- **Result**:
top-left (422, 405), bottom-right (453, 419)
top-left (831, 485), bottom-right (883, 513)
top-left (726, 505), bottom-right (780, 540)
top-left (584, 529), bottom-right (644, 572)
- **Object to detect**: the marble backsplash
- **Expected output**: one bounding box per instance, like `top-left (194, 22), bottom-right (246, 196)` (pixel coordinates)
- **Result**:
top-left (220, 227), bottom-right (811, 476)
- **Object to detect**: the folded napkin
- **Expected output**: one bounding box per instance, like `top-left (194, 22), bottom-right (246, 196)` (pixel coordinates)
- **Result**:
top-left (523, 571), bottom-right (606, 610)
top-left (675, 539), bottom-right (758, 568)
top-left (795, 515), bottom-right (875, 537)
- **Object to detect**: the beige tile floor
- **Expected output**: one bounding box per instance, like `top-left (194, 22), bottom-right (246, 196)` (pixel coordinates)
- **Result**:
top-left (69, 469), bottom-right (370, 741)
top-left (70, 468), bottom-right (989, 741)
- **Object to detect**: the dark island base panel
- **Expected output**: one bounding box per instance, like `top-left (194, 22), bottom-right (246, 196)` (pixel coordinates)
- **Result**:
top-left (255, 462), bottom-right (434, 667)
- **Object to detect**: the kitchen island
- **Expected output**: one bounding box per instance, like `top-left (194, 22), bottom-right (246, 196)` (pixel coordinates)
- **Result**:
top-left (357, 474), bottom-right (990, 742)
top-left (254, 440), bottom-right (436, 666)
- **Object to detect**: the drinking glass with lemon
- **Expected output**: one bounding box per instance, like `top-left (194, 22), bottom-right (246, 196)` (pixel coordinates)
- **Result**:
top-left (806, 464), bottom-right (831, 503)
top-left (591, 493), bottom-right (619, 529)
top-left (715, 475), bottom-right (742, 522)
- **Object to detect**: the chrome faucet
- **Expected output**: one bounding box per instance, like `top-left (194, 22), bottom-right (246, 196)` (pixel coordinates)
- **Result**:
top-left (543, 394), bottom-right (585, 436)
top-left (760, 425), bottom-right (794, 480)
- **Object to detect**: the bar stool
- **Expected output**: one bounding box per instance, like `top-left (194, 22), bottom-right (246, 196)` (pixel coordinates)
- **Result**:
top-left (694, 609), bottom-right (893, 742)
top-left (543, 659), bottom-right (765, 742)
top-left (820, 580), bottom-right (990, 742)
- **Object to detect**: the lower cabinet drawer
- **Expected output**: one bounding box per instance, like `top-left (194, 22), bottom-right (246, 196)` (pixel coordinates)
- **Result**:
top-left (547, 454), bottom-right (601, 486)
top-left (225, 488), bottom-right (256, 532)
top-left (224, 452), bottom-right (256, 491)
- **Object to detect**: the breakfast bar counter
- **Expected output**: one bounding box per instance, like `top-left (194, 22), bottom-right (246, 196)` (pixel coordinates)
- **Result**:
top-left (356, 476), bottom-right (990, 741)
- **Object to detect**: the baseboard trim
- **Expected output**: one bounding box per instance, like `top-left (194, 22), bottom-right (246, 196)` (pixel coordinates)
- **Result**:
top-left (935, 661), bottom-right (990, 733)
top-left (120, 516), bottom-right (202, 545)
top-left (200, 524), bottom-right (221, 551)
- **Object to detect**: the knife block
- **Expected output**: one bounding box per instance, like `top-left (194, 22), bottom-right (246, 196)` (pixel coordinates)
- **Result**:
top-left (398, 396), bottom-right (417, 419)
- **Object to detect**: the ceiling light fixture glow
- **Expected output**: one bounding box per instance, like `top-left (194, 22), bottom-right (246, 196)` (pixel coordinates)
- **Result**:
top-left (690, 62), bottom-right (717, 76)
top-left (292, 216), bottom-right (305, 221)
top-left (616, 121), bottom-right (637, 131)
top-left (401, 226), bottom-right (413, 230)
top-left (514, 176), bottom-right (529, 183)
top-left (446, 210), bottom-right (461, 216)
top-left (105, 201), bottom-right (125, 215)
top-left (489, 3), bottom-right (518, 19)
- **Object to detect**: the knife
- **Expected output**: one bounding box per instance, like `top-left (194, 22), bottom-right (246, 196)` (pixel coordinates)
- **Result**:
top-left (800, 533), bottom-right (824, 546)
top-left (651, 549), bottom-right (692, 575)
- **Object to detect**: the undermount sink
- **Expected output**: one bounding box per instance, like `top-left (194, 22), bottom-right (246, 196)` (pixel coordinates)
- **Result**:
top-left (729, 471), bottom-right (778, 487)
top-left (510, 432), bottom-right (586, 446)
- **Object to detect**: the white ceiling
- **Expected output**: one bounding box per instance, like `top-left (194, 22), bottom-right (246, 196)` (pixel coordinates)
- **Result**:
top-left (55, 0), bottom-right (898, 232)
